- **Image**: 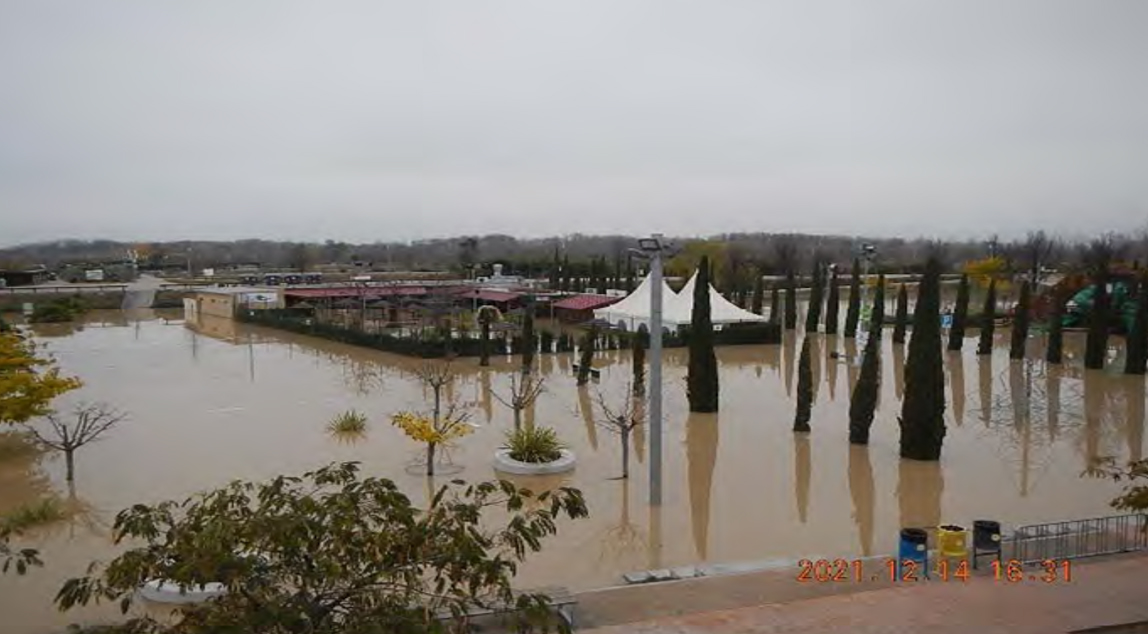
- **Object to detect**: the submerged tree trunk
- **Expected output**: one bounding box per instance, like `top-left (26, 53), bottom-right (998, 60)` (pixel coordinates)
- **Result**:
top-left (1047, 292), bottom-right (1064, 364)
top-left (621, 427), bottom-right (631, 479)
top-left (1125, 289), bottom-right (1147, 375)
top-left (892, 284), bottom-right (909, 344)
top-left (1085, 273), bottom-right (1110, 370)
top-left (849, 322), bottom-right (882, 444)
top-left (977, 280), bottom-right (997, 355)
top-left (843, 259), bottom-right (861, 337)
top-left (824, 271), bottom-right (840, 335)
top-left (794, 336), bottom-right (812, 432)
top-left (784, 272), bottom-right (798, 330)
top-left (64, 449), bottom-right (76, 482)
top-left (479, 321), bottom-right (491, 367)
top-left (426, 442), bottom-right (436, 477)
top-left (1010, 281), bottom-right (1032, 360)
top-left (805, 264), bottom-right (824, 333)
top-left (521, 311), bottom-right (535, 373)
top-left (688, 256), bottom-right (720, 412)
top-left (751, 272), bottom-right (765, 315)
top-left (631, 328), bottom-right (647, 395)
top-left (947, 274), bottom-right (969, 351)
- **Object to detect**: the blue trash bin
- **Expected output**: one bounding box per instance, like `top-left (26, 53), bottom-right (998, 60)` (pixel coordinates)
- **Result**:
top-left (897, 528), bottom-right (929, 580)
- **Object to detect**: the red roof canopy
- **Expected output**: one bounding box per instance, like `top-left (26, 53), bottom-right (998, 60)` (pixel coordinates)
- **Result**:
top-left (552, 294), bottom-right (620, 311)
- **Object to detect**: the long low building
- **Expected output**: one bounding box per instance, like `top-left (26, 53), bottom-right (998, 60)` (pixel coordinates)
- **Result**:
top-left (187, 287), bottom-right (284, 319)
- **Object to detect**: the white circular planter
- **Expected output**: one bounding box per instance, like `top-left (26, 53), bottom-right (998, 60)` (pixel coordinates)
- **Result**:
top-left (493, 449), bottom-right (576, 475)
top-left (139, 579), bottom-right (227, 604)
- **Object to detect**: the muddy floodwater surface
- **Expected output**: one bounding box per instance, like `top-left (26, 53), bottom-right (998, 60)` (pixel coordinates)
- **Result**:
top-left (1, 307), bottom-right (1143, 633)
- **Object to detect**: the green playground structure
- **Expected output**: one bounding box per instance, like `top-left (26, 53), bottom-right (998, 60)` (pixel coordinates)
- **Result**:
top-left (1062, 281), bottom-right (1137, 332)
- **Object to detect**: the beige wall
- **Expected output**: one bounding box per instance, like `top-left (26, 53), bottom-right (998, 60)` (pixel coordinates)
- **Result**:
top-left (194, 292), bottom-right (237, 318)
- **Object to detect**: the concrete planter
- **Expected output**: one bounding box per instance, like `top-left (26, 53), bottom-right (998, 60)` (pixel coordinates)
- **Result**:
top-left (492, 449), bottom-right (576, 475)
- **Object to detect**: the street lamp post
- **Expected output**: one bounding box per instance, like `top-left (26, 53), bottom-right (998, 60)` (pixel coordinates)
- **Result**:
top-left (632, 233), bottom-right (667, 505)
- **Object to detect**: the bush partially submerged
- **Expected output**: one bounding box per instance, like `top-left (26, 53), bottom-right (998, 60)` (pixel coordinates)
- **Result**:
top-left (503, 426), bottom-right (565, 464)
top-left (326, 409), bottom-right (368, 435)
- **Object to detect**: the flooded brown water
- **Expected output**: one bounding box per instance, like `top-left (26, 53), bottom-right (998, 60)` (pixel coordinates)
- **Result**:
top-left (0, 307), bottom-right (1142, 633)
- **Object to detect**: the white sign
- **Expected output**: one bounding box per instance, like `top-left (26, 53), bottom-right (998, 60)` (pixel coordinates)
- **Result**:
top-left (84, 269), bottom-right (105, 282)
top-left (241, 292), bottom-right (278, 306)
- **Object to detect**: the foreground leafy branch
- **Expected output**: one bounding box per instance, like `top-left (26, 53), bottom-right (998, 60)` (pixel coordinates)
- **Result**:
top-left (56, 462), bottom-right (589, 634)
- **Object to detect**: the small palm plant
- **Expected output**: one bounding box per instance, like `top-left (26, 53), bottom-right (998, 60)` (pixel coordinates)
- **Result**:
top-left (327, 410), bottom-right (368, 441)
top-left (503, 426), bottom-right (565, 464)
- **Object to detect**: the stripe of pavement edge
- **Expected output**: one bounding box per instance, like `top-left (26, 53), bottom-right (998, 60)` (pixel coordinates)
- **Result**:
top-left (579, 555), bottom-right (1148, 634)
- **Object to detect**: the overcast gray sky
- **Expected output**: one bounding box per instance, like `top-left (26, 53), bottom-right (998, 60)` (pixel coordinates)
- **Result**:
top-left (2, 1), bottom-right (1146, 246)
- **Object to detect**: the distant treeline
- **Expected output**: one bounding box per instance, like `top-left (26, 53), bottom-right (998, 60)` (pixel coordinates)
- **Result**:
top-left (1, 230), bottom-right (1143, 279)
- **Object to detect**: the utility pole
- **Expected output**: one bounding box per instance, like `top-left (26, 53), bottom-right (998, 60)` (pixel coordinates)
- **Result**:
top-left (632, 234), bottom-right (667, 505)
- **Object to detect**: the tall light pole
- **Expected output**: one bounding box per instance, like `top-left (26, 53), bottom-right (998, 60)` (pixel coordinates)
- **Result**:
top-left (632, 234), bottom-right (667, 505)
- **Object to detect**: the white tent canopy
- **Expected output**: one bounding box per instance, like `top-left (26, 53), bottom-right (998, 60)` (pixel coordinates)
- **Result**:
top-left (676, 271), bottom-right (768, 325)
top-left (593, 269), bottom-right (767, 332)
top-left (592, 270), bottom-right (686, 332)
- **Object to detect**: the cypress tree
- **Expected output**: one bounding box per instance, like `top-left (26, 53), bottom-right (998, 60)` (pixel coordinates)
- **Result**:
top-left (794, 336), bottom-right (812, 432)
top-left (870, 275), bottom-right (887, 334)
top-left (892, 284), bottom-right (909, 344)
top-left (560, 255), bottom-right (571, 292)
top-left (1046, 291), bottom-right (1064, 364)
top-left (549, 247), bottom-right (560, 290)
top-left (632, 326), bottom-right (648, 393)
top-left (849, 310), bottom-right (882, 444)
top-left (977, 280), bottom-right (997, 355)
top-left (898, 258), bottom-right (947, 461)
top-left (751, 271), bottom-right (765, 315)
top-left (521, 308), bottom-right (536, 373)
top-left (784, 271), bottom-right (798, 330)
top-left (947, 274), bottom-right (970, 351)
top-left (1085, 273), bottom-right (1110, 370)
top-left (824, 269), bottom-right (840, 334)
top-left (843, 259), bottom-right (862, 337)
top-left (688, 256), bottom-right (719, 412)
top-left (805, 263), bottom-right (824, 332)
top-left (478, 311), bottom-right (493, 367)
top-left (577, 326), bottom-right (596, 385)
top-left (1009, 281), bottom-right (1032, 360)
top-left (769, 285), bottom-right (781, 325)
top-left (1125, 286), bottom-right (1147, 375)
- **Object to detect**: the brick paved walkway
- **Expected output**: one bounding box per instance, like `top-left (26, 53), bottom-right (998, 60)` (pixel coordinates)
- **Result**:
top-left (580, 555), bottom-right (1148, 633)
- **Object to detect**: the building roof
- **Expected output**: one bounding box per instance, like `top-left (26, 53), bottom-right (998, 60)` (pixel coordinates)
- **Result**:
top-left (552, 294), bottom-right (620, 311)
top-left (195, 286), bottom-right (281, 295)
top-left (455, 289), bottom-right (523, 302)
top-left (283, 286), bottom-right (427, 299)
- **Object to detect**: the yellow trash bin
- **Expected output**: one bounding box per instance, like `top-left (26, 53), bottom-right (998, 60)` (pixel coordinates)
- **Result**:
top-left (937, 524), bottom-right (969, 559)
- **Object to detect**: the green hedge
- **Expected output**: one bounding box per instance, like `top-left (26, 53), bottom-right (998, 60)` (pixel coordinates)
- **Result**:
top-left (239, 310), bottom-right (782, 359)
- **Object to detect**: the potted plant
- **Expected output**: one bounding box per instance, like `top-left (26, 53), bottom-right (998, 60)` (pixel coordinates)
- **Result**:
top-left (493, 425), bottom-right (576, 475)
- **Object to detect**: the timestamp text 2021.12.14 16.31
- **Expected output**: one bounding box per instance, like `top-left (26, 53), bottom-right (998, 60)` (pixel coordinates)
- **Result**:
top-left (795, 558), bottom-right (1072, 583)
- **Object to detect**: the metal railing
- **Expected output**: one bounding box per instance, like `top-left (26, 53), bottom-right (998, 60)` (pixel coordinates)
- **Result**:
top-left (1012, 514), bottom-right (1148, 565)
top-left (0, 284), bottom-right (128, 295)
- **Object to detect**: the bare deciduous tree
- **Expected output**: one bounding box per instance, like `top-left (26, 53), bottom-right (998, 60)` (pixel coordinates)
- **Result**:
top-left (25, 403), bottom-right (125, 482)
top-left (492, 373), bottom-right (545, 432)
top-left (1015, 230), bottom-right (1058, 283)
top-left (595, 388), bottom-right (645, 479)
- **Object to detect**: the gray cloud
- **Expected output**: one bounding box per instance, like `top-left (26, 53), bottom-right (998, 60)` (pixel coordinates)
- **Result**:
top-left (2, 0), bottom-right (1146, 246)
